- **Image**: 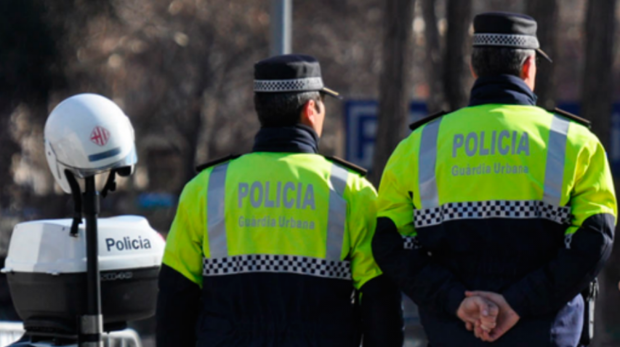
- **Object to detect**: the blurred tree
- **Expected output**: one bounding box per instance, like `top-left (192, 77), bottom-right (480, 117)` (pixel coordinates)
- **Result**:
top-left (582, 1), bottom-right (619, 345)
top-left (141, 1), bottom-right (266, 187)
top-left (443, 0), bottom-right (472, 110)
top-left (293, 0), bottom-right (384, 158)
top-left (130, 0), bottom-right (268, 190)
top-left (370, 0), bottom-right (415, 185)
top-left (49, 0), bottom-right (269, 193)
top-left (0, 0), bottom-right (113, 322)
top-left (422, 0), bottom-right (446, 112)
top-left (293, 0), bottom-right (383, 97)
top-left (0, 1), bottom-right (61, 211)
top-left (582, 0), bottom-right (616, 148)
top-left (526, 0), bottom-right (558, 109)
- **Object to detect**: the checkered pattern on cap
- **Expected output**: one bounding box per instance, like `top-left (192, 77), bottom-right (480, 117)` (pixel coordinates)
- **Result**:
top-left (413, 200), bottom-right (572, 228)
top-left (473, 33), bottom-right (539, 49)
top-left (254, 77), bottom-right (324, 93)
top-left (203, 254), bottom-right (351, 280)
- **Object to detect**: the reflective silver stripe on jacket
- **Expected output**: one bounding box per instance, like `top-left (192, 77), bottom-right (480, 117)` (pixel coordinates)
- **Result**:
top-left (326, 163), bottom-right (349, 261)
top-left (413, 114), bottom-right (571, 228)
top-left (418, 118), bottom-right (443, 209)
top-left (204, 162), bottom-right (351, 279)
top-left (207, 163), bottom-right (230, 258)
top-left (543, 115), bottom-right (570, 206)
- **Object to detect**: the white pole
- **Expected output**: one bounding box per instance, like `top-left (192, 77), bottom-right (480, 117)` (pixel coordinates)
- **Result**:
top-left (270, 0), bottom-right (292, 56)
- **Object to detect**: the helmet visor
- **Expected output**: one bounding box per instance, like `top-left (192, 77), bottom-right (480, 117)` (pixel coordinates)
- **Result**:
top-left (60, 146), bottom-right (138, 179)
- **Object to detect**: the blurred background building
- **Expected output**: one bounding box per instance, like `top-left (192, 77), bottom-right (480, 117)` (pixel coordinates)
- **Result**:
top-left (1, 0), bottom-right (620, 346)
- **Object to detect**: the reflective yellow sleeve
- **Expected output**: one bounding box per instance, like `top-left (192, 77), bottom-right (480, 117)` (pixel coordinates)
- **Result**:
top-left (567, 136), bottom-right (617, 234)
top-left (376, 139), bottom-right (417, 237)
top-left (346, 176), bottom-right (382, 290)
top-left (162, 174), bottom-right (208, 287)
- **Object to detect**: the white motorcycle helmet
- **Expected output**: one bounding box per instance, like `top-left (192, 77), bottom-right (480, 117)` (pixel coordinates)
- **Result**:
top-left (45, 93), bottom-right (137, 193)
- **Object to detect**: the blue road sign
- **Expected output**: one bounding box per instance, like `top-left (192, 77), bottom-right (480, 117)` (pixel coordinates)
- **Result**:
top-left (137, 192), bottom-right (177, 209)
top-left (345, 100), bottom-right (428, 169)
top-left (345, 100), bottom-right (620, 174)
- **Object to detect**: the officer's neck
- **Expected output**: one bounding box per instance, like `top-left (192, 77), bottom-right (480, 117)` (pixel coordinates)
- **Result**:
top-left (300, 118), bottom-right (323, 138)
top-left (252, 124), bottom-right (320, 154)
top-left (469, 74), bottom-right (538, 107)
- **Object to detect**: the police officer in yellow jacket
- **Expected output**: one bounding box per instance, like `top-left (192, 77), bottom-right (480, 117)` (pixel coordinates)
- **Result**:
top-left (156, 54), bottom-right (403, 347)
top-left (372, 12), bottom-right (617, 346)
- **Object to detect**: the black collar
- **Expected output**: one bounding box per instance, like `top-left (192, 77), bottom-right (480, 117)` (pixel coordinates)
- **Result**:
top-left (469, 74), bottom-right (537, 107)
top-left (252, 124), bottom-right (320, 154)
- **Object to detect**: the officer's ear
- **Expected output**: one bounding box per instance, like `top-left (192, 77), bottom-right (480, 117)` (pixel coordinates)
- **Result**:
top-left (520, 54), bottom-right (537, 91)
top-left (470, 61), bottom-right (478, 79)
top-left (300, 99), bottom-right (325, 137)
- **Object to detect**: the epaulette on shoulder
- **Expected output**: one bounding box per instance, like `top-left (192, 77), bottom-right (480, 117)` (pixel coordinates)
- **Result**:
top-left (196, 154), bottom-right (241, 172)
top-left (409, 110), bottom-right (448, 131)
top-left (324, 155), bottom-right (368, 176)
top-left (550, 107), bottom-right (591, 129)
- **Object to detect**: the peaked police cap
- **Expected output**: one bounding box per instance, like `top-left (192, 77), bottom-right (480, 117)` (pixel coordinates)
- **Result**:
top-left (254, 54), bottom-right (340, 98)
top-left (473, 12), bottom-right (552, 62)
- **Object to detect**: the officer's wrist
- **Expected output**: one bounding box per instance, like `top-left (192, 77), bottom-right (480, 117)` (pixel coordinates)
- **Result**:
top-left (445, 285), bottom-right (467, 317)
top-left (502, 287), bottom-right (529, 318)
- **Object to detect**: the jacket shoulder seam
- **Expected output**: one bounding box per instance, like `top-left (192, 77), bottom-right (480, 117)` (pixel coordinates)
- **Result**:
top-left (409, 110), bottom-right (449, 131)
top-left (549, 107), bottom-right (591, 129)
top-left (195, 154), bottom-right (241, 172)
top-left (323, 155), bottom-right (368, 176)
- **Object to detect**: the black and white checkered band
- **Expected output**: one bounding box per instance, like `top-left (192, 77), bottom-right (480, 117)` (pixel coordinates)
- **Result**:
top-left (473, 33), bottom-right (539, 49)
top-left (203, 254), bottom-right (351, 280)
top-left (403, 236), bottom-right (421, 250)
top-left (254, 77), bottom-right (324, 92)
top-left (414, 200), bottom-right (571, 228)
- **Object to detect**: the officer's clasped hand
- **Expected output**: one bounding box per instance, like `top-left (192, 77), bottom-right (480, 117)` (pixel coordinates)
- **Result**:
top-left (459, 291), bottom-right (521, 342)
top-left (456, 295), bottom-right (498, 334)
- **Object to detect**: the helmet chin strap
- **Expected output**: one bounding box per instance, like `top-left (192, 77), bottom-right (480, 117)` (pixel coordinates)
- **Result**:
top-left (101, 169), bottom-right (117, 198)
top-left (64, 170), bottom-right (82, 237)
top-left (65, 169), bottom-right (118, 237)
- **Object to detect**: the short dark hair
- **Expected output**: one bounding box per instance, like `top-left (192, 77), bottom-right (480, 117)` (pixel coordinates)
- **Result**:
top-left (471, 47), bottom-right (535, 78)
top-left (254, 91), bottom-right (322, 127)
